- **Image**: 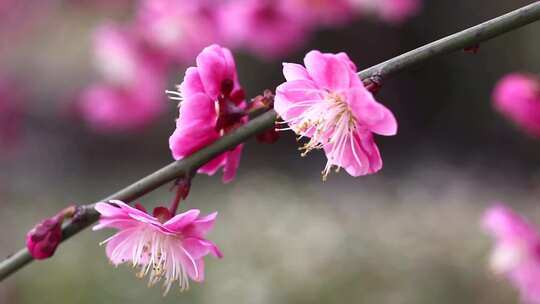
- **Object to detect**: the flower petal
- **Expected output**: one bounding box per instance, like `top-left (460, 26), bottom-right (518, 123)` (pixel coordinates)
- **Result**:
top-left (104, 227), bottom-right (139, 265)
top-left (163, 209), bottom-right (200, 232)
top-left (346, 88), bottom-right (398, 136)
top-left (222, 144), bottom-right (243, 183)
top-left (183, 212), bottom-right (218, 238)
top-left (275, 79), bottom-right (322, 123)
top-left (283, 63), bottom-right (310, 81)
top-left (179, 67), bottom-right (205, 98)
top-left (304, 50), bottom-right (352, 91)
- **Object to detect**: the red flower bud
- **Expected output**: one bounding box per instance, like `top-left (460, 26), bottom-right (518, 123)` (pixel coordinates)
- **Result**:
top-left (26, 216), bottom-right (63, 260)
top-left (25, 206), bottom-right (76, 260)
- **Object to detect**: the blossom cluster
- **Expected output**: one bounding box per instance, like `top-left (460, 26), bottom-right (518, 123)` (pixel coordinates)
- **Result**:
top-left (78, 0), bottom-right (421, 132)
top-left (81, 44), bottom-right (399, 294)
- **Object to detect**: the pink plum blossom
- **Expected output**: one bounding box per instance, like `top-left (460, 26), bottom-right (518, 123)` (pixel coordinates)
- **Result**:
top-left (482, 204), bottom-right (540, 304)
top-left (92, 23), bottom-right (147, 86)
top-left (274, 50), bottom-right (397, 180)
top-left (219, 0), bottom-right (310, 59)
top-left (80, 22), bottom-right (167, 132)
top-left (169, 45), bottom-right (246, 183)
top-left (78, 76), bottom-right (164, 132)
top-left (135, 0), bottom-right (221, 63)
top-left (93, 200), bottom-right (222, 295)
top-left (493, 73), bottom-right (540, 138)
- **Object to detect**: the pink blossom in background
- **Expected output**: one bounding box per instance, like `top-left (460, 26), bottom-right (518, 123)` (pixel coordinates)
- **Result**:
top-left (169, 45), bottom-right (246, 183)
top-left (219, 0), bottom-right (310, 59)
top-left (493, 73), bottom-right (540, 138)
top-left (286, 0), bottom-right (354, 27)
top-left (135, 0), bottom-right (221, 63)
top-left (78, 73), bottom-right (165, 132)
top-left (0, 78), bottom-right (23, 152)
top-left (93, 200), bottom-right (222, 295)
top-left (482, 204), bottom-right (540, 304)
top-left (83, 21), bottom-right (168, 132)
top-left (378, 0), bottom-right (421, 23)
top-left (92, 23), bottom-right (148, 86)
top-left (274, 50), bottom-right (397, 180)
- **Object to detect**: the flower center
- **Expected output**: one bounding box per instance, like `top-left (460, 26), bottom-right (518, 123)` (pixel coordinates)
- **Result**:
top-left (112, 227), bottom-right (191, 295)
top-left (277, 90), bottom-right (357, 180)
top-left (297, 91), bottom-right (355, 150)
top-left (215, 79), bottom-right (246, 133)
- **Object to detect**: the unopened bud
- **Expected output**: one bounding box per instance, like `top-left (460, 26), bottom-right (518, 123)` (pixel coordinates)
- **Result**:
top-left (25, 206), bottom-right (76, 260)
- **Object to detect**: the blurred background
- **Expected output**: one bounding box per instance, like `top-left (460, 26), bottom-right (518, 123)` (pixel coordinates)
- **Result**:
top-left (1, 0), bottom-right (540, 303)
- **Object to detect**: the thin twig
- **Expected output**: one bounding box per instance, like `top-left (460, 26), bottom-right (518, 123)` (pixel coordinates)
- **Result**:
top-left (1, 1), bottom-right (540, 282)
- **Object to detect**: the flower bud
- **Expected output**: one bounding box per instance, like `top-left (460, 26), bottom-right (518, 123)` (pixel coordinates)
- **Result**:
top-left (26, 216), bottom-right (63, 260)
top-left (25, 206), bottom-right (76, 260)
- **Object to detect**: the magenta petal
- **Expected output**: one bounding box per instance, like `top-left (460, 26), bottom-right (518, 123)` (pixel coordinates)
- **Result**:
top-left (304, 50), bottom-right (352, 91)
top-left (179, 92), bottom-right (217, 126)
top-left (179, 67), bottom-right (205, 98)
top-left (222, 144), bottom-right (243, 183)
top-left (104, 228), bottom-right (138, 265)
top-left (163, 209), bottom-right (200, 231)
top-left (93, 219), bottom-right (138, 231)
top-left (169, 122), bottom-right (219, 160)
top-left (196, 44), bottom-right (232, 98)
top-left (335, 52), bottom-right (357, 72)
top-left (182, 237), bottom-right (211, 259)
top-left (283, 63), bottom-right (310, 81)
top-left (324, 130), bottom-right (382, 177)
top-left (275, 79), bottom-right (321, 122)
top-left (95, 202), bottom-right (126, 217)
top-left (183, 212), bottom-right (217, 238)
top-left (180, 247), bottom-right (202, 281)
top-left (200, 239), bottom-right (223, 258)
top-left (198, 153), bottom-right (227, 176)
top-left (358, 131), bottom-right (383, 174)
top-left (346, 88), bottom-right (398, 136)
top-left (169, 94), bottom-right (220, 160)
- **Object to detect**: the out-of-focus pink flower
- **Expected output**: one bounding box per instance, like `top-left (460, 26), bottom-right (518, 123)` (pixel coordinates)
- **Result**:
top-left (0, 78), bottom-right (23, 152)
top-left (274, 50), bottom-right (397, 180)
top-left (92, 24), bottom-right (146, 86)
top-left (350, 0), bottom-right (420, 23)
top-left (78, 76), bottom-right (164, 132)
top-left (378, 0), bottom-right (421, 23)
top-left (169, 44), bottom-right (246, 183)
top-left (81, 22), bottom-right (167, 132)
top-left (93, 200), bottom-right (222, 295)
top-left (482, 204), bottom-right (540, 304)
top-left (81, 24), bottom-right (166, 132)
top-left (219, 0), bottom-right (310, 59)
top-left (136, 0), bottom-right (221, 63)
top-left (286, 0), bottom-right (354, 26)
top-left (493, 73), bottom-right (540, 138)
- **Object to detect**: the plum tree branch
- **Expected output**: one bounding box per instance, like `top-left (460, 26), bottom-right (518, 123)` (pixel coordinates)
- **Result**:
top-left (1, 1), bottom-right (539, 282)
